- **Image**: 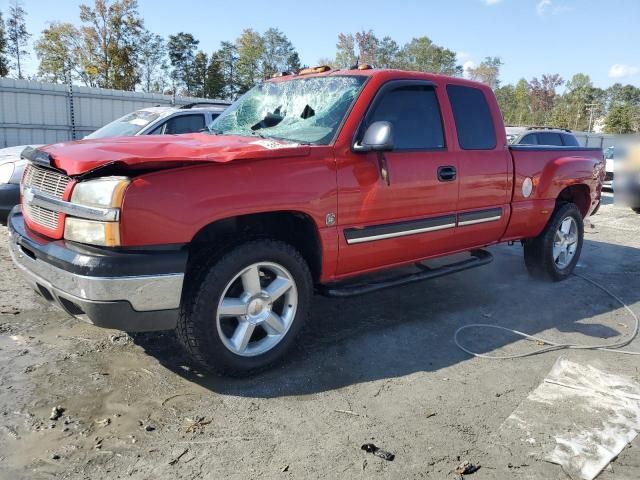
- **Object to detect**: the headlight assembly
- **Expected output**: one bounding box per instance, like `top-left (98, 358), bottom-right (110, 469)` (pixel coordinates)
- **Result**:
top-left (64, 176), bottom-right (130, 246)
top-left (70, 176), bottom-right (130, 208)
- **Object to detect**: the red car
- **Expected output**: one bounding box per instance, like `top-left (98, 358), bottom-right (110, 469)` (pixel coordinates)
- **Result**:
top-left (8, 67), bottom-right (604, 375)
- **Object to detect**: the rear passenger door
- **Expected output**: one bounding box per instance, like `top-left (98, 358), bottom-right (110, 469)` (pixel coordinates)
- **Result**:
top-left (447, 84), bottom-right (511, 250)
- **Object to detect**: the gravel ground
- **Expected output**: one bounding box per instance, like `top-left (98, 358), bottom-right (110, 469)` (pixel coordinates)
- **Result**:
top-left (0, 193), bottom-right (639, 479)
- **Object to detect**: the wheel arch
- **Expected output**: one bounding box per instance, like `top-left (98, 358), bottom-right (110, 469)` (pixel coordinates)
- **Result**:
top-left (556, 184), bottom-right (591, 217)
top-left (187, 211), bottom-right (323, 284)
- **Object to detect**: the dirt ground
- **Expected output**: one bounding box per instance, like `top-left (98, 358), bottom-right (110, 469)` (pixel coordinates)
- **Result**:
top-left (1, 192), bottom-right (639, 480)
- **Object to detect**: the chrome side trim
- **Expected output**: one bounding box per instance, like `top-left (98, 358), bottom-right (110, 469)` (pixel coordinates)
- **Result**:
top-left (346, 223), bottom-right (455, 244)
top-left (457, 215), bottom-right (502, 227)
top-left (24, 186), bottom-right (120, 222)
top-left (9, 237), bottom-right (182, 311)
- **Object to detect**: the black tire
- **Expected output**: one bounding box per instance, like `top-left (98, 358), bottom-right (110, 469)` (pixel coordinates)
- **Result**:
top-left (523, 202), bottom-right (583, 281)
top-left (177, 239), bottom-right (312, 376)
top-left (632, 207), bottom-right (640, 214)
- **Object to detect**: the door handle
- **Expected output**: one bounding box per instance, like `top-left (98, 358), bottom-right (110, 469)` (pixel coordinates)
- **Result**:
top-left (437, 166), bottom-right (457, 182)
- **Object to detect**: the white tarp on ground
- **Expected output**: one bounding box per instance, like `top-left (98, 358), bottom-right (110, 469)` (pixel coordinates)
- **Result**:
top-left (496, 358), bottom-right (640, 480)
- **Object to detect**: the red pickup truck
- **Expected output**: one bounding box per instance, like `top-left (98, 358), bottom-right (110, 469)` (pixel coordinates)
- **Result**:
top-left (8, 67), bottom-right (604, 375)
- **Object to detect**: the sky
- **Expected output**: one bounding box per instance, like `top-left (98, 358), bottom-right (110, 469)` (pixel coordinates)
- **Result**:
top-left (2, 0), bottom-right (639, 89)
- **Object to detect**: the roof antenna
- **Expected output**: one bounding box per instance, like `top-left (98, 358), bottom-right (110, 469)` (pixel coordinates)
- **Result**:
top-left (350, 56), bottom-right (360, 70)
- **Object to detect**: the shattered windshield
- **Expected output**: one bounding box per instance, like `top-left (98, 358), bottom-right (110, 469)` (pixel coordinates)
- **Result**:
top-left (85, 110), bottom-right (162, 139)
top-left (211, 75), bottom-right (367, 145)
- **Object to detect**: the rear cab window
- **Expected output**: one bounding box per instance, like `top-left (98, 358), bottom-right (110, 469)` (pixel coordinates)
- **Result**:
top-left (537, 132), bottom-right (563, 146)
top-left (447, 85), bottom-right (496, 150)
top-left (520, 134), bottom-right (538, 145)
top-left (561, 134), bottom-right (579, 147)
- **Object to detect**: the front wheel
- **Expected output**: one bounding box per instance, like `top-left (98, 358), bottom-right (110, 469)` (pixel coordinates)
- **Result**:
top-left (523, 202), bottom-right (584, 281)
top-left (177, 240), bottom-right (312, 376)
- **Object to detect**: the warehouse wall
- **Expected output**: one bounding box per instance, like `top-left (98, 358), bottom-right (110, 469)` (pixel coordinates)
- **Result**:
top-left (0, 78), bottom-right (212, 148)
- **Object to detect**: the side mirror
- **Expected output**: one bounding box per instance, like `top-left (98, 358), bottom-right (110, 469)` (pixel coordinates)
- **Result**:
top-left (354, 121), bottom-right (394, 152)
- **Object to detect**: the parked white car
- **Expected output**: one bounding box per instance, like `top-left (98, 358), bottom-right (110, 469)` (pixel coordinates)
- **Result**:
top-left (0, 102), bottom-right (230, 223)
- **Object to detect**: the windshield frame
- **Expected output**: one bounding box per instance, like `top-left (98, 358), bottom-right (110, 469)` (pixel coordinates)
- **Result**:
top-left (210, 74), bottom-right (369, 146)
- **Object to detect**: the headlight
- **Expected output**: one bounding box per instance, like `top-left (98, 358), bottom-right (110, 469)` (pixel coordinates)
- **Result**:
top-left (0, 163), bottom-right (14, 184)
top-left (64, 218), bottom-right (121, 247)
top-left (65, 176), bottom-right (130, 247)
top-left (71, 176), bottom-right (130, 208)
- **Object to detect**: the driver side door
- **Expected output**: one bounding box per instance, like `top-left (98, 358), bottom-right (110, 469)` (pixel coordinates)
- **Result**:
top-left (335, 80), bottom-right (459, 276)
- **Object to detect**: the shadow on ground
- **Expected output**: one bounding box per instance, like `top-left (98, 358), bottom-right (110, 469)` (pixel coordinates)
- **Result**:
top-left (132, 238), bottom-right (640, 398)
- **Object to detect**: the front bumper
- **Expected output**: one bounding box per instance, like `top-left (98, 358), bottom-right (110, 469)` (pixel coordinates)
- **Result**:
top-left (7, 209), bottom-right (187, 331)
top-left (0, 183), bottom-right (20, 225)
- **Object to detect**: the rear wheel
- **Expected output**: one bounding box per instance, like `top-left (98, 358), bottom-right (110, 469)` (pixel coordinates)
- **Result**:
top-left (523, 202), bottom-right (583, 281)
top-left (177, 240), bottom-right (312, 376)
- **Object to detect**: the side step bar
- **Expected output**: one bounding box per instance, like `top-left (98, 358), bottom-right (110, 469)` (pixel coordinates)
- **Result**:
top-left (318, 250), bottom-right (493, 298)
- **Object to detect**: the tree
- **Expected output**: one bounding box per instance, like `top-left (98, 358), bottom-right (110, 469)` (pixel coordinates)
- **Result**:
top-left (167, 32), bottom-right (199, 95)
top-left (204, 52), bottom-right (225, 99)
top-left (261, 27), bottom-right (297, 77)
top-left (217, 41), bottom-right (238, 98)
top-left (0, 12), bottom-right (9, 77)
top-left (192, 50), bottom-right (208, 97)
top-left (376, 36), bottom-right (400, 68)
top-left (235, 28), bottom-right (263, 93)
top-left (79, 0), bottom-right (144, 90)
top-left (528, 74), bottom-right (563, 123)
top-left (513, 78), bottom-right (532, 125)
top-left (355, 29), bottom-right (378, 65)
top-left (6, 0), bottom-right (30, 79)
top-left (138, 30), bottom-right (167, 93)
top-left (467, 56), bottom-right (502, 89)
top-left (335, 33), bottom-right (356, 69)
top-left (397, 36), bottom-right (462, 75)
top-left (494, 84), bottom-right (516, 124)
top-left (604, 104), bottom-right (639, 134)
top-left (35, 22), bottom-right (84, 83)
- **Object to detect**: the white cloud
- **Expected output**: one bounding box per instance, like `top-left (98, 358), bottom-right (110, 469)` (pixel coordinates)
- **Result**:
top-left (483, 0), bottom-right (502, 5)
top-left (609, 64), bottom-right (640, 79)
top-left (537, 0), bottom-right (552, 16)
top-left (537, 0), bottom-right (574, 16)
top-left (457, 52), bottom-right (476, 75)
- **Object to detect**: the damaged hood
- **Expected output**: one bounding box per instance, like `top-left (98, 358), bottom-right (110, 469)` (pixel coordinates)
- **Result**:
top-left (37, 133), bottom-right (311, 176)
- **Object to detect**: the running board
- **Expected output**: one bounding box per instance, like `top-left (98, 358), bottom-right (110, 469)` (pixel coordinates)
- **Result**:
top-left (318, 250), bottom-right (493, 298)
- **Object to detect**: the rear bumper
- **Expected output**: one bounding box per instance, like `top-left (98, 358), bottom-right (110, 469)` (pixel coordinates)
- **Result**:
top-left (7, 209), bottom-right (187, 331)
top-left (0, 183), bottom-right (20, 225)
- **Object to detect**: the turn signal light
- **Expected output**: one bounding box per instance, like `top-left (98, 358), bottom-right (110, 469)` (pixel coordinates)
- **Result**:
top-left (357, 64), bottom-right (373, 70)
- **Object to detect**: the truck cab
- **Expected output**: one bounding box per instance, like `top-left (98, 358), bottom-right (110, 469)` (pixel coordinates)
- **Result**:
top-left (7, 67), bottom-right (604, 375)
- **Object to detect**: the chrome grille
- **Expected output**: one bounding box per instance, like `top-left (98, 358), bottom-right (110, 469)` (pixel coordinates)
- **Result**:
top-left (23, 203), bottom-right (59, 229)
top-left (22, 164), bottom-right (72, 230)
top-left (23, 164), bottom-right (70, 198)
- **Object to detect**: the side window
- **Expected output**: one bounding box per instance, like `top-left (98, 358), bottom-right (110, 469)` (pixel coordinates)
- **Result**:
top-left (367, 85), bottom-right (445, 150)
top-left (561, 134), bottom-right (579, 147)
top-left (520, 134), bottom-right (538, 145)
top-left (162, 114), bottom-right (206, 135)
top-left (447, 85), bottom-right (496, 150)
top-left (537, 132), bottom-right (563, 146)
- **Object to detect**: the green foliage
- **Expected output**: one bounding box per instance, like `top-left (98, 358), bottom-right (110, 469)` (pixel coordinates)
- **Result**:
top-left (235, 28), bottom-right (264, 94)
top-left (167, 32), bottom-right (199, 95)
top-left (204, 52), bottom-right (225, 99)
top-left (34, 22), bottom-right (82, 83)
top-left (0, 12), bottom-right (9, 77)
top-left (604, 104), bottom-right (639, 134)
top-left (138, 30), bottom-right (167, 93)
top-left (467, 57), bottom-right (502, 89)
top-left (79, 0), bottom-right (143, 91)
top-left (6, 0), bottom-right (30, 79)
top-left (261, 28), bottom-right (297, 78)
